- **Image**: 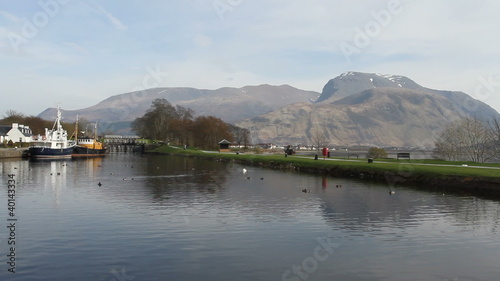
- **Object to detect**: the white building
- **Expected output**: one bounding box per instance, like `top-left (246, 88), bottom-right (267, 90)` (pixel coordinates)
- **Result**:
top-left (0, 123), bottom-right (33, 144)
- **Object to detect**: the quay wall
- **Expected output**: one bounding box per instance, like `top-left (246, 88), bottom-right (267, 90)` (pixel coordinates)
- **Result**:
top-left (0, 148), bottom-right (26, 159)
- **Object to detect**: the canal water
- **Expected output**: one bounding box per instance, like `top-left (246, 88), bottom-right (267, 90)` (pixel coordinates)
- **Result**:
top-left (0, 153), bottom-right (499, 280)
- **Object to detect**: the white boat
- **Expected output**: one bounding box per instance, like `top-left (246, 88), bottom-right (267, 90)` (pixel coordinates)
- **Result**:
top-left (29, 106), bottom-right (75, 158)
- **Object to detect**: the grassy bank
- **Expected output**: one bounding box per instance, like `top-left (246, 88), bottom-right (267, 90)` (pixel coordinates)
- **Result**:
top-left (147, 145), bottom-right (500, 194)
top-left (151, 145), bottom-right (500, 177)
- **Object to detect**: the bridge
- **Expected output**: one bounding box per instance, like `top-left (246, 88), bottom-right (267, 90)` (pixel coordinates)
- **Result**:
top-left (104, 135), bottom-right (147, 153)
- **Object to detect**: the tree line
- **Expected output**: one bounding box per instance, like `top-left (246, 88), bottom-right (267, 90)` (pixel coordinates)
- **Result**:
top-left (1, 110), bottom-right (103, 139)
top-left (433, 117), bottom-right (500, 163)
top-left (131, 98), bottom-right (250, 150)
top-left (0, 110), bottom-right (74, 135)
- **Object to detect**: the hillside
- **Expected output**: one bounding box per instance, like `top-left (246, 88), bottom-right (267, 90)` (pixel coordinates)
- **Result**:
top-left (237, 72), bottom-right (500, 147)
top-left (37, 85), bottom-right (320, 124)
top-left (36, 72), bottom-right (500, 146)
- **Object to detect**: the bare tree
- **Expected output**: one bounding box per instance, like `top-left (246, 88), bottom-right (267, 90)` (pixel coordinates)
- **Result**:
top-left (311, 127), bottom-right (329, 155)
top-left (192, 116), bottom-right (233, 150)
top-left (489, 117), bottom-right (500, 159)
top-left (434, 117), bottom-right (497, 163)
top-left (3, 110), bottom-right (24, 119)
top-left (131, 98), bottom-right (179, 141)
top-left (229, 125), bottom-right (250, 148)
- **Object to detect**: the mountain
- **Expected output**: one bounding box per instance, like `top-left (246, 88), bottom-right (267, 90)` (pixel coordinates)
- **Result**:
top-left (236, 72), bottom-right (500, 147)
top-left (38, 85), bottom-right (320, 125)
top-left (316, 72), bottom-right (422, 103)
top-left (37, 72), bottom-right (500, 146)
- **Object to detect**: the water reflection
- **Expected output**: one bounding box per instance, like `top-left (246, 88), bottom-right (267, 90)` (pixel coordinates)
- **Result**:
top-left (1, 154), bottom-right (499, 281)
top-left (318, 181), bottom-right (500, 235)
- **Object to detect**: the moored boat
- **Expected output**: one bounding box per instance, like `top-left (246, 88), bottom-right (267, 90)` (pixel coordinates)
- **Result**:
top-left (29, 106), bottom-right (75, 158)
top-left (72, 138), bottom-right (107, 157)
top-left (71, 118), bottom-right (107, 157)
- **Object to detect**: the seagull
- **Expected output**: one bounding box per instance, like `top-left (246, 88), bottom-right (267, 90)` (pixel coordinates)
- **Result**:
top-left (389, 190), bottom-right (395, 195)
top-left (242, 168), bottom-right (247, 174)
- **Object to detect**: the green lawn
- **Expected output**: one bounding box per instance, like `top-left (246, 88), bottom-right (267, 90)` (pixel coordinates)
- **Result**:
top-left (150, 145), bottom-right (500, 179)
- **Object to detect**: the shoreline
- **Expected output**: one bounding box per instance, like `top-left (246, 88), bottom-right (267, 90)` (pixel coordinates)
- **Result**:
top-left (0, 148), bottom-right (27, 159)
top-left (147, 146), bottom-right (500, 197)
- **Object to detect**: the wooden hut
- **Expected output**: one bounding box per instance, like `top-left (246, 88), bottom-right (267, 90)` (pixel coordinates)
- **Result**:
top-left (218, 139), bottom-right (231, 152)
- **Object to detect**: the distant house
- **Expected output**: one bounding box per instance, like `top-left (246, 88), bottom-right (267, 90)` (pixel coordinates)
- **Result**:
top-left (0, 123), bottom-right (33, 144)
top-left (218, 139), bottom-right (232, 152)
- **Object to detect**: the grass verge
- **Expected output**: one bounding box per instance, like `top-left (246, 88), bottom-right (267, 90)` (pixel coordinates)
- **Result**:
top-left (150, 145), bottom-right (500, 179)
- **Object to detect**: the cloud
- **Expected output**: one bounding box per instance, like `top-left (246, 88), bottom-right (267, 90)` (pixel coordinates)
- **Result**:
top-left (0, 10), bottom-right (21, 23)
top-left (63, 42), bottom-right (90, 55)
top-left (94, 4), bottom-right (127, 30)
top-left (192, 34), bottom-right (213, 48)
top-left (1, 0), bottom-right (500, 115)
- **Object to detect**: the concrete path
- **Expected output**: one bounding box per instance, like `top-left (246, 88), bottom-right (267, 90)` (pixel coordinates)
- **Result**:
top-left (291, 155), bottom-right (500, 170)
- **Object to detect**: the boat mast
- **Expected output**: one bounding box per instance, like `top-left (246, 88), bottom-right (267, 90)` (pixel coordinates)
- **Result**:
top-left (75, 115), bottom-right (79, 143)
top-left (93, 122), bottom-right (97, 149)
top-left (51, 105), bottom-right (61, 132)
top-left (56, 105), bottom-right (63, 132)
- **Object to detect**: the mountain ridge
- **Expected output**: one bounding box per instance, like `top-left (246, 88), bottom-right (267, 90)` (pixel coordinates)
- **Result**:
top-left (37, 72), bottom-right (500, 146)
top-left (37, 84), bottom-right (320, 124)
top-left (237, 72), bottom-right (499, 146)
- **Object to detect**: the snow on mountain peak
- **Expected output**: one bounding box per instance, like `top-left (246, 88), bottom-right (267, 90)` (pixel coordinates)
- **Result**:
top-left (375, 73), bottom-right (406, 87)
top-left (340, 71), bottom-right (356, 77)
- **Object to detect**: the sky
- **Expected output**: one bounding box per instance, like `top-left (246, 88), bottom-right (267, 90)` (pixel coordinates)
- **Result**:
top-left (1, 0), bottom-right (500, 116)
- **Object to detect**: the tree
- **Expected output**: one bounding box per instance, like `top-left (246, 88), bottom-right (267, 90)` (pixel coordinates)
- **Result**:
top-left (311, 128), bottom-right (328, 154)
top-left (488, 117), bottom-right (500, 159)
top-left (192, 116), bottom-right (233, 150)
top-left (0, 112), bottom-right (67, 135)
top-left (434, 117), bottom-right (497, 163)
top-left (367, 147), bottom-right (387, 159)
top-left (3, 110), bottom-right (24, 119)
top-left (132, 99), bottom-right (241, 150)
top-left (131, 98), bottom-right (180, 141)
top-left (169, 118), bottom-right (194, 146)
top-left (229, 124), bottom-right (250, 148)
